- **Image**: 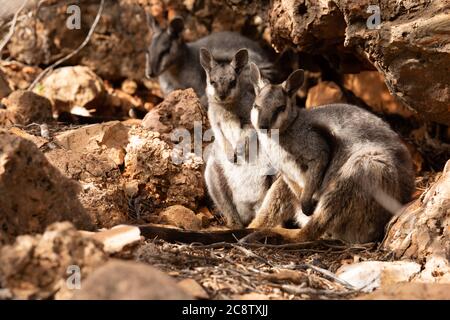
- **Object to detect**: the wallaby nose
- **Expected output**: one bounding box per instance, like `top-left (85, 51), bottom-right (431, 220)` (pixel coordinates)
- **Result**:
top-left (218, 93), bottom-right (227, 101)
top-left (258, 121), bottom-right (270, 130)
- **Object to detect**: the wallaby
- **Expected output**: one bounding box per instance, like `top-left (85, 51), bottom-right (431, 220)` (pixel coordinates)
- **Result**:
top-left (200, 48), bottom-right (298, 228)
top-left (145, 14), bottom-right (276, 104)
top-left (247, 63), bottom-right (415, 243)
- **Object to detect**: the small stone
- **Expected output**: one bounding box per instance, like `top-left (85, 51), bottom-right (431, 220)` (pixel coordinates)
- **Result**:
top-left (72, 260), bottom-right (193, 300)
top-left (160, 205), bottom-right (202, 230)
top-left (121, 79), bottom-right (138, 95)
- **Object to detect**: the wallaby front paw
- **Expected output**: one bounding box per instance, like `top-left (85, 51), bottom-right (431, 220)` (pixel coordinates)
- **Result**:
top-left (239, 227), bottom-right (308, 244)
top-left (238, 228), bottom-right (281, 244)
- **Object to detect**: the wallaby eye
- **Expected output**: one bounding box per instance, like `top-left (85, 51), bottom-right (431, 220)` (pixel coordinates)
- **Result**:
top-left (253, 104), bottom-right (261, 110)
top-left (278, 105), bottom-right (286, 113)
top-left (230, 79), bottom-right (237, 88)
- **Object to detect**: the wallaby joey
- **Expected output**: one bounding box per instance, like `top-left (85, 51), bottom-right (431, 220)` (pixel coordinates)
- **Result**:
top-left (200, 48), bottom-right (297, 228)
top-left (199, 47), bottom-right (255, 158)
top-left (145, 14), bottom-right (275, 103)
top-left (248, 63), bottom-right (415, 243)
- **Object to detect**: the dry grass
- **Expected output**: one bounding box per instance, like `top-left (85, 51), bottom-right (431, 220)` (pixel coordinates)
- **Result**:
top-left (133, 239), bottom-right (384, 300)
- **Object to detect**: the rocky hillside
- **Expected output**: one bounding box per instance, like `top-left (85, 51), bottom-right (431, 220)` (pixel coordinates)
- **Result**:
top-left (0, 0), bottom-right (448, 300)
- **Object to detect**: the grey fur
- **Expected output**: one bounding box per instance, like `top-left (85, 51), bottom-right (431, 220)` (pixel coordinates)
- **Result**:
top-left (146, 15), bottom-right (275, 102)
top-left (202, 50), bottom-right (297, 228)
top-left (249, 64), bottom-right (415, 243)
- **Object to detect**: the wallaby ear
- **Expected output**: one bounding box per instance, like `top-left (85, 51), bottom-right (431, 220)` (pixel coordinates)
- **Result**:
top-left (199, 47), bottom-right (213, 72)
top-left (249, 62), bottom-right (264, 94)
top-left (231, 48), bottom-right (248, 74)
top-left (282, 69), bottom-right (304, 96)
top-left (168, 16), bottom-right (184, 37)
top-left (146, 12), bottom-right (160, 32)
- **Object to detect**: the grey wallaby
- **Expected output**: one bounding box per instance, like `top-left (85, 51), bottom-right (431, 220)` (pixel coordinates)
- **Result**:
top-left (247, 63), bottom-right (415, 243)
top-left (145, 14), bottom-right (276, 104)
top-left (200, 48), bottom-right (298, 228)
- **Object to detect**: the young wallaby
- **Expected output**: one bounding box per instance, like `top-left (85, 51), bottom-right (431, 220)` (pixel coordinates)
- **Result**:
top-left (200, 48), bottom-right (298, 228)
top-left (199, 47), bottom-right (255, 158)
top-left (145, 14), bottom-right (275, 104)
top-left (247, 63), bottom-right (415, 243)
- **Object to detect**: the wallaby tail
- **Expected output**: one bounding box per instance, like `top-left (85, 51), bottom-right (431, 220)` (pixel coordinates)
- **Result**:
top-left (342, 144), bottom-right (404, 215)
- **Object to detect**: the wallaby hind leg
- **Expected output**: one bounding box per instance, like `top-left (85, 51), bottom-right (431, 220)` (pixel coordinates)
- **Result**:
top-left (242, 177), bottom-right (355, 243)
top-left (205, 158), bottom-right (244, 228)
top-left (249, 176), bottom-right (297, 228)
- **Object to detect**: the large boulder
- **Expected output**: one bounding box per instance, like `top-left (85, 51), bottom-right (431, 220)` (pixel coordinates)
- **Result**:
top-left (0, 131), bottom-right (93, 244)
top-left (0, 222), bottom-right (107, 299)
top-left (123, 127), bottom-right (205, 216)
top-left (383, 159), bottom-right (450, 283)
top-left (233, 0), bottom-right (450, 125)
top-left (43, 120), bottom-right (206, 226)
top-left (72, 260), bottom-right (192, 300)
top-left (45, 122), bottom-right (131, 228)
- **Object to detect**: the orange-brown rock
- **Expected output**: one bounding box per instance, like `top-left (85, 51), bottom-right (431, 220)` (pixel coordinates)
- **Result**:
top-left (0, 132), bottom-right (93, 244)
top-left (159, 205), bottom-right (202, 230)
top-left (305, 81), bottom-right (346, 108)
top-left (72, 260), bottom-right (192, 300)
top-left (1, 90), bottom-right (53, 126)
top-left (0, 222), bottom-right (107, 299)
top-left (343, 72), bottom-right (414, 118)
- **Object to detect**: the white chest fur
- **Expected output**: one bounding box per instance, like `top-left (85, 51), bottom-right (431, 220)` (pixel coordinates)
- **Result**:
top-left (254, 125), bottom-right (306, 198)
top-left (209, 109), bottom-right (274, 222)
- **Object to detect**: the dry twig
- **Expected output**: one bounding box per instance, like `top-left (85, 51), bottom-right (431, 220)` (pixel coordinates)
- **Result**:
top-left (0, 0), bottom-right (28, 58)
top-left (28, 0), bottom-right (105, 90)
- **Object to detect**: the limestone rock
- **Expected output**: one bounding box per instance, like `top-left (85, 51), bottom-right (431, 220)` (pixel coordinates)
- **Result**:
top-left (72, 260), bottom-right (192, 300)
top-left (0, 132), bottom-right (93, 244)
top-left (34, 66), bottom-right (106, 115)
top-left (0, 222), bottom-right (107, 299)
top-left (383, 160), bottom-right (450, 260)
top-left (239, 0), bottom-right (450, 124)
top-left (124, 127), bottom-right (205, 215)
top-left (0, 90), bottom-right (53, 126)
top-left (160, 205), bottom-right (202, 230)
top-left (336, 261), bottom-right (421, 292)
top-left (142, 88), bottom-right (207, 143)
top-left (177, 278), bottom-right (209, 299)
top-left (383, 159), bottom-right (450, 284)
top-left (359, 282), bottom-right (450, 300)
top-left (305, 81), bottom-right (346, 108)
top-left (54, 121), bottom-right (129, 166)
top-left (45, 148), bottom-right (128, 229)
top-left (343, 72), bottom-right (414, 118)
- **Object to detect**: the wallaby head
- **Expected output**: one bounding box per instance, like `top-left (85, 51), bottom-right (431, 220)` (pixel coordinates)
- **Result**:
top-left (146, 14), bottom-right (185, 78)
top-left (199, 47), bottom-right (249, 104)
top-left (249, 63), bottom-right (304, 132)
